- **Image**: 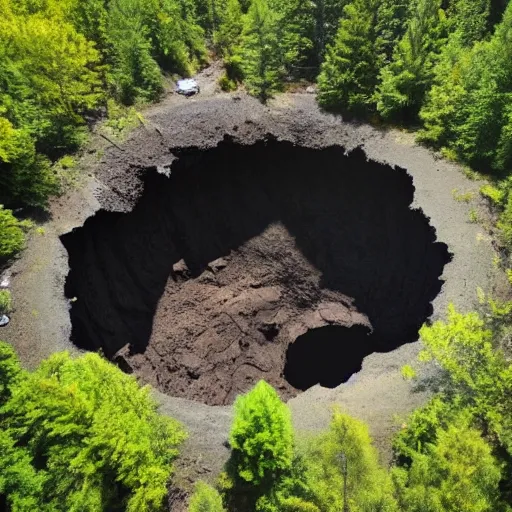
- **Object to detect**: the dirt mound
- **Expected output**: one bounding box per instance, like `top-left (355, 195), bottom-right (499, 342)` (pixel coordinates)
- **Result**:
top-left (61, 137), bottom-right (450, 405)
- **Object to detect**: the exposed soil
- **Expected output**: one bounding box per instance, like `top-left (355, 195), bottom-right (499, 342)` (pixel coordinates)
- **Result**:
top-left (61, 138), bottom-right (450, 405)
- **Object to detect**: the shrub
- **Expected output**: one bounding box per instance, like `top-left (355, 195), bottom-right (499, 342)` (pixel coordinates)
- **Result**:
top-left (189, 482), bottom-right (226, 512)
top-left (219, 73), bottom-right (238, 92)
top-left (0, 290), bottom-right (12, 315)
top-left (0, 346), bottom-right (187, 511)
top-left (0, 205), bottom-right (31, 262)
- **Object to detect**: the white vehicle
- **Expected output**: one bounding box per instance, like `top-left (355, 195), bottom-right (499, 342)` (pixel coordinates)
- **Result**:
top-left (175, 79), bottom-right (200, 97)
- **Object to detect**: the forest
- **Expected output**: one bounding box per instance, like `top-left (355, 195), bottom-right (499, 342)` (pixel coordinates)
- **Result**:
top-left (1, 0), bottom-right (512, 510)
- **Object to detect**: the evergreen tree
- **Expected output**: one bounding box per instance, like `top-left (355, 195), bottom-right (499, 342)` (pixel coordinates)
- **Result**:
top-left (229, 380), bottom-right (293, 486)
top-left (304, 410), bottom-right (398, 512)
top-left (0, 118), bottom-right (56, 208)
top-left (0, 346), bottom-right (187, 511)
top-left (393, 417), bottom-right (507, 512)
top-left (420, 0), bottom-right (512, 170)
top-left (214, 0), bottom-right (243, 56)
top-left (449, 0), bottom-right (491, 46)
top-left (270, 0), bottom-right (317, 74)
top-left (317, 0), bottom-right (383, 115)
top-left (238, 0), bottom-right (282, 100)
top-left (376, 0), bottom-right (447, 121)
top-left (376, 0), bottom-right (411, 62)
top-left (315, 0), bottom-right (350, 56)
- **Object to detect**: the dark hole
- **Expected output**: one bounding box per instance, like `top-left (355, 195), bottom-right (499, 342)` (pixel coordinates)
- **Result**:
top-left (60, 136), bottom-right (451, 402)
top-left (283, 325), bottom-right (374, 391)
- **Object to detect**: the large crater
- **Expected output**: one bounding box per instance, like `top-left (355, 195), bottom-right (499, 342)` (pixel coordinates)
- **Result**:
top-left (61, 137), bottom-right (450, 405)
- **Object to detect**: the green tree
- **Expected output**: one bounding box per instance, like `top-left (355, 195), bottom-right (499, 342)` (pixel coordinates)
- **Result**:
top-left (269, 0), bottom-right (317, 73)
top-left (0, 346), bottom-right (187, 511)
top-left (0, 11), bottom-right (104, 154)
top-left (189, 482), bottom-right (226, 512)
top-left (376, 0), bottom-right (411, 62)
top-left (449, 0), bottom-right (491, 46)
top-left (214, 0), bottom-right (243, 56)
top-left (303, 409), bottom-right (397, 512)
top-left (315, 0), bottom-right (350, 57)
top-left (376, 0), bottom-right (447, 121)
top-left (317, 0), bottom-right (383, 115)
top-left (223, 380), bottom-right (304, 511)
top-left (419, 305), bottom-right (512, 455)
top-left (0, 205), bottom-right (31, 262)
top-left (239, 0), bottom-right (282, 100)
top-left (393, 417), bottom-right (508, 512)
top-left (0, 117), bottom-right (57, 207)
top-left (229, 380), bottom-right (293, 486)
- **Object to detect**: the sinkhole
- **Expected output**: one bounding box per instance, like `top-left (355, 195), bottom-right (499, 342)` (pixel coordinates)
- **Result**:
top-left (61, 136), bottom-right (451, 405)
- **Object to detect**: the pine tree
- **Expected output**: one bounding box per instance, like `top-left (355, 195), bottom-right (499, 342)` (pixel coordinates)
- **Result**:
top-left (392, 417), bottom-right (507, 512)
top-left (317, 0), bottom-right (383, 115)
top-left (420, 0), bottom-right (512, 171)
top-left (449, 0), bottom-right (491, 46)
top-left (214, 0), bottom-right (243, 56)
top-left (229, 380), bottom-right (294, 486)
top-left (376, 0), bottom-right (447, 121)
top-left (304, 410), bottom-right (398, 512)
top-left (376, 0), bottom-right (411, 62)
top-left (315, 0), bottom-right (350, 56)
top-left (239, 0), bottom-right (282, 100)
top-left (269, 0), bottom-right (317, 75)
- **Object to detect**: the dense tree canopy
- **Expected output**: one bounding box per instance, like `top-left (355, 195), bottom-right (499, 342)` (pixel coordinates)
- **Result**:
top-left (0, 343), bottom-right (186, 512)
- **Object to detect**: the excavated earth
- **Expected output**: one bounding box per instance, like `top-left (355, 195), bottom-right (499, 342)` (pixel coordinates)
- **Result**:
top-left (2, 67), bottom-right (501, 504)
top-left (61, 138), bottom-right (450, 405)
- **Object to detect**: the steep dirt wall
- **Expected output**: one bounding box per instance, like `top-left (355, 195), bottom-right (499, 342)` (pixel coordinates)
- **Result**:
top-left (61, 137), bottom-right (450, 404)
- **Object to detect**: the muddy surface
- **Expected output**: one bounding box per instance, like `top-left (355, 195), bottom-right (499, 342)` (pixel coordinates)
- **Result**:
top-left (62, 139), bottom-right (449, 405)
top-left (3, 65), bottom-right (500, 500)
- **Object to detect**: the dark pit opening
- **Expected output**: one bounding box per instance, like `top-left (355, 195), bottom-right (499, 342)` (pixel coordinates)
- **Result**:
top-left (61, 136), bottom-right (451, 404)
top-left (284, 325), bottom-right (374, 390)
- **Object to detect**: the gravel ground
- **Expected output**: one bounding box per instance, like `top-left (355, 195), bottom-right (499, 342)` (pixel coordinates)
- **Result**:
top-left (2, 65), bottom-right (501, 501)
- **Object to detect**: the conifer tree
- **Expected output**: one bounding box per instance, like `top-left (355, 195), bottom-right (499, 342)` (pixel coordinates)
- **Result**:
top-left (393, 418), bottom-right (507, 512)
top-left (376, 0), bottom-right (411, 62)
top-left (419, 0), bottom-right (512, 171)
top-left (214, 0), bottom-right (243, 56)
top-left (269, 0), bottom-right (317, 74)
top-left (315, 0), bottom-right (350, 56)
top-left (317, 0), bottom-right (383, 115)
top-left (376, 0), bottom-right (447, 121)
top-left (239, 0), bottom-right (282, 100)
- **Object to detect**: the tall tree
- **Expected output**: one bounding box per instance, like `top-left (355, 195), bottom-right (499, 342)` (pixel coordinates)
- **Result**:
top-left (304, 410), bottom-right (398, 512)
top-left (214, 0), bottom-right (243, 56)
top-left (239, 0), bottom-right (282, 100)
top-left (317, 0), bottom-right (383, 115)
top-left (267, 0), bottom-right (319, 75)
top-left (376, 0), bottom-right (447, 121)
top-left (420, 0), bottom-right (512, 171)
